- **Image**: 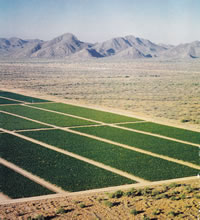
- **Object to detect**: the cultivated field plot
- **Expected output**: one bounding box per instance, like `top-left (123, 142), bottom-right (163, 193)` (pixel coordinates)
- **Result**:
top-left (0, 97), bottom-right (22, 105)
top-left (0, 90), bottom-right (50, 103)
top-left (0, 90), bottom-right (199, 200)
top-left (0, 164), bottom-right (54, 199)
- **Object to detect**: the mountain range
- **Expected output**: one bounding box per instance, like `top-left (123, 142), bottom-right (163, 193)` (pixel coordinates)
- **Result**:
top-left (0, 33), bottom-right (200, 59)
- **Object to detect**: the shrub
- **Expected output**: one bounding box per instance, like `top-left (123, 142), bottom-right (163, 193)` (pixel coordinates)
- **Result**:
top-left (168, 182), bottom-right (179, 189)
top-left (152, 209), bottom-right (161, 215)
top-left (109, 190), bottom-right (124, 198)
top-left (56, 207), bottom-right (65, 214)
top-left (79, 203), bottom-right (86, 208)
top-left (180, 194), bottom-right (186, 199)
top-left (33, 215), bottom-right (45, 220)
top-left (104, 200), bottom-right (114, 208)
top-left (130, 209), bottom-right (139, 215)
top-left (168, 211), bottom-right (176, 217)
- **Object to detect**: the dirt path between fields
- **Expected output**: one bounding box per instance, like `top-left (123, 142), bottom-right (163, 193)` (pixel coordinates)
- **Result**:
top-left (1, 111), bottom-right (200, 171)
top-left (24, 104), bottom-right (200, 148)
top-left (1, 128), bottom-right (148, 184)
top-left (0, 158), bottom-right (66, 194)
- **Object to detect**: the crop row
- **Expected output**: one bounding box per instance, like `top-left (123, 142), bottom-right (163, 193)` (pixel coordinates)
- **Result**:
top-left (0, 97), bottom-right (22, 105)
top-left (20, 129), bottom-right (199, 181)
top-left (0, 133), bottom-right (133, 191)
top-left (30, 102), bottom-right (142, 123)
top-left (119, 122), bottom-right (200, 145)
top-left (73, 126), bottom-right (199, 165)
top-left (0, 105), bottom-right (97, 127)
top-left (0, 164), bottom-right (53, 199)
top-left (0, 91), bottom-right (50, 103)
top-left (0, 112), bottom-right (49, 130)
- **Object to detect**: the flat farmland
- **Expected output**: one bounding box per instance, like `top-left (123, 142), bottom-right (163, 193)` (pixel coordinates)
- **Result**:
top-left (0, 90), bottom-right (199, 201)
top-left (0, 105), bottom-right (97, 127)
top-left (0, 164), bottom-right (54, 199)
top-left (119, 122), bottom-right (200, 144)
top-left (20, 129), bottom-right (199, 181)
top-left (0, 111), bottom-right (49, 130)
top-left (73, 126), bottom-right (199, 165)
top-left (31, 102), bottom-right (142, 123)
top-left (0, 133), bottom-right (133, 192)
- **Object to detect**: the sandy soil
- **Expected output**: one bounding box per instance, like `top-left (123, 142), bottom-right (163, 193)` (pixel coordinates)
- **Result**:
top-left (0, 59), bottom-right (200, 130)
top-left (0, 179), bottom-right (199, 219)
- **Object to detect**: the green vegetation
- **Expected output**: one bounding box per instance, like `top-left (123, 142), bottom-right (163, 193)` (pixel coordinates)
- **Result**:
top-left (130, 209), bottom-right (139, 215)
top-left (0, 105), bottom-right (97, 127)
top-left (73, 126), bottom-right (199, 165)
top-left (20, 129), bottom-right (199, 181)
top-left (0, 133), bottom-right (133, 192)
top-left (0, 91), bottom-right (50, 103)
top-left (119, 122), bottom-right (200, 144)
top-left (79, 203), bottom-right (86, 208)
top-left (103, 200), bottom-right (114, 208)
top-left (30, 102), bottom-right (142, 123)
top-left (0, 112), bottom-right (49, 130)
top-left (0, 97), bottom-right (22, 104)
top-left (108, 190), bottom-right (124, 198)
top-left (0, 164), bottom-right (53, 199)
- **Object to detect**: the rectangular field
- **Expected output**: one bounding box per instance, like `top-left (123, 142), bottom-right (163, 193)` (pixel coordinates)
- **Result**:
top-left (0, 112), bottom-right (49, 130)
top-left (0, 133), bottom-right (133, 192)
top-left (0, 105), bottom-right (97, 127)
top-left (0, 90), bottom-right (50, 103)
top-left (30, 102), bottom-right (142, 123)
top-left (20, 129), bottom-right (199, 181)
top-left (73, 126), bottom-right (199, 165)
top-left (0, 97), bottom-right (22, 105)
top-left (119, 122), bottom-right (200, 145)
top-left (0, 164), bottom-right (54, 199)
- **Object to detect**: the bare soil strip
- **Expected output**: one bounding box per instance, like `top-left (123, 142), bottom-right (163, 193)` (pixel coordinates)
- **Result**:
top-left (114, 121), bottom-right (147, 125)
top-left (1, 111), bottom-right (199, 171)
top-left (24, 104), bottom-right (200, 148)
top-left (0, 158), bottom-right (66, 194)
top-left (1, 128), bottom-right (148, 183)
top-left (0, 176), bottom-right (198, 205)
top-left (0, 193), bottom-right (11, 201)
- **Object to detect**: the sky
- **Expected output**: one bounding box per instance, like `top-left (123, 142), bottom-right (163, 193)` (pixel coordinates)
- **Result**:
top-left (0, 0), bottom-right (200, 45)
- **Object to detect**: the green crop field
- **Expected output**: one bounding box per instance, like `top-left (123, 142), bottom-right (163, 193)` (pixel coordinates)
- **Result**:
top-left (30, 102), bottom-right (142, 123)
top-left (0, 97), bottom-right (22, 105)
top-left (0, 133), bottom-right (133, 191)
top-left (20, 129), bottom-right (199, 181)
top-left (1, 91), bottom-right (199, 199)
top-left (0, 105), bottom-right (97, 127)
top-left (0, 164), bottom-right (54, 199)
top-left (119, 122), bottom-right (200, 145)
top-left (0, 112), bottom-right (49, 130)
top-left (73, 126), bottom-right (199, 165)
top-left (0, 91), bottom-right (50, 103)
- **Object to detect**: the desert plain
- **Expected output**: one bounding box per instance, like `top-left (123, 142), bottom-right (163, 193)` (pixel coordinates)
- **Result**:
top-left (0, 58), bottom-right (200, 131)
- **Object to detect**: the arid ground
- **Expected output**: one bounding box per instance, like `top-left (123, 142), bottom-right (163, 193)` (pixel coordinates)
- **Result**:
top-left (0, 59), bottom-right (200, 130)
top-left (0, 179), bottom-right (199, 220)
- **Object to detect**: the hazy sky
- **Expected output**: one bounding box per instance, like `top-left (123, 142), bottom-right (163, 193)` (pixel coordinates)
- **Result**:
top-left (0, 0), bottom-right (199, 45)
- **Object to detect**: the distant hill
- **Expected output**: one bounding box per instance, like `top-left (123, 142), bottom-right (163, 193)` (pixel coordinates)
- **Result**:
top-left (0, 33), bottom-right (199, 59)
top-left (160, 41), bottom-right (200, 59)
